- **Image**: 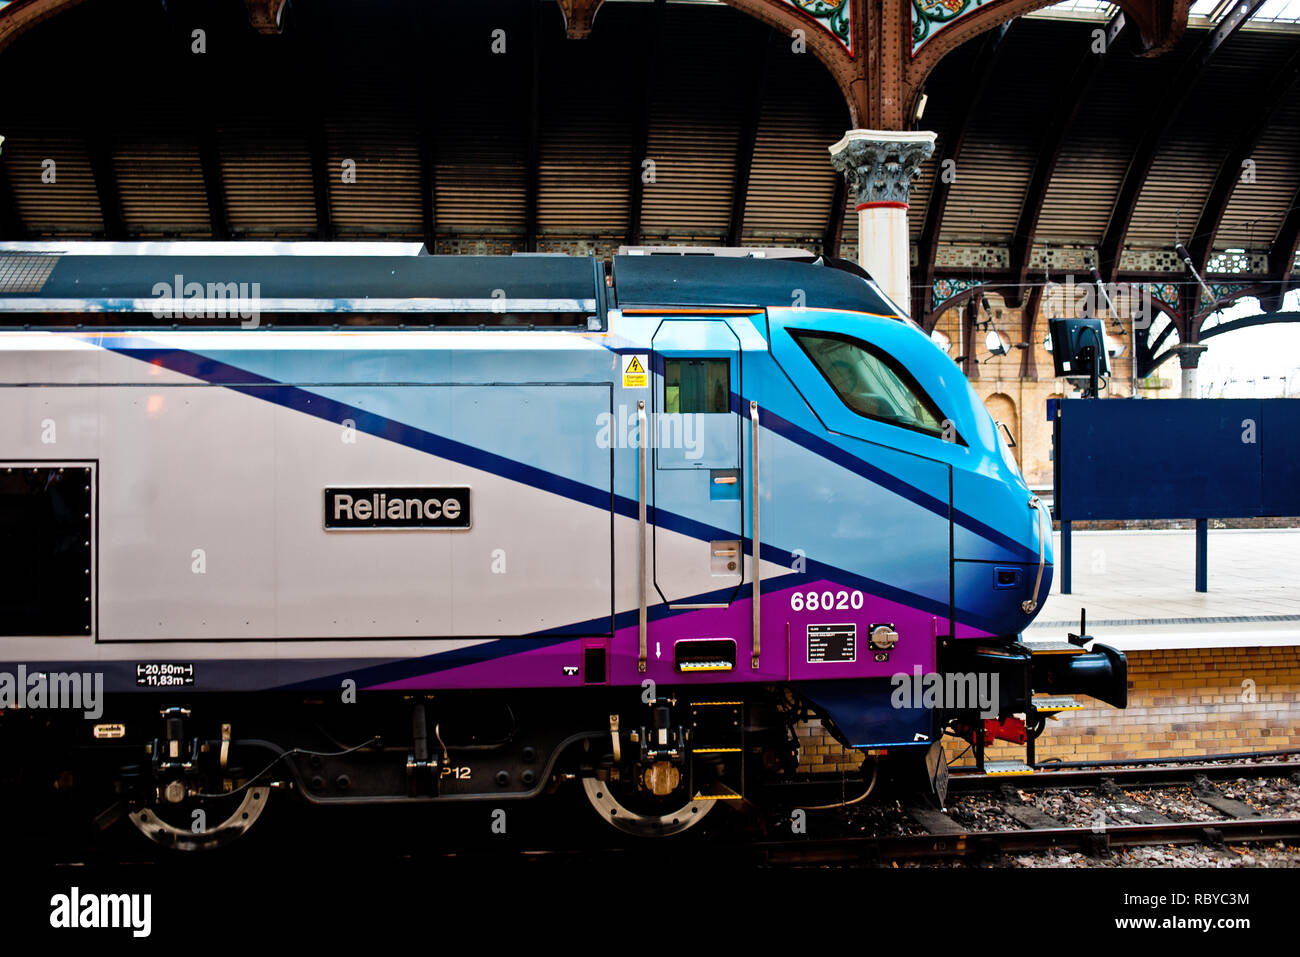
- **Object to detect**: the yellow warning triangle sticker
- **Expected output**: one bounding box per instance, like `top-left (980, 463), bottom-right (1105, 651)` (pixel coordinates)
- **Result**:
top-left (625, 356), bottom-right (645, 374)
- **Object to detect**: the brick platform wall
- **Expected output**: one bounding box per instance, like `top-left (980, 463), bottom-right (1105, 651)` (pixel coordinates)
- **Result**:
top-left (796, 645), bottom-right (1300, 773)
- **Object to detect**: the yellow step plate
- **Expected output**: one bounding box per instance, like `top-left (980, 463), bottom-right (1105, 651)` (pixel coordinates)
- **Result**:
top-left (694, 783), bottom-right (744, 801)
top-left (1032, 695), bottom-right (1084, 714)
top-left (984, 760), bottom-right (1034, 776)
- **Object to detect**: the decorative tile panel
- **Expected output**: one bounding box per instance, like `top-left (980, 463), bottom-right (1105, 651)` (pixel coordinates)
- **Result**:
top-left (783, 0), bottom-right (854, 55)
top-left (912, 0), bottom-right (995, 56)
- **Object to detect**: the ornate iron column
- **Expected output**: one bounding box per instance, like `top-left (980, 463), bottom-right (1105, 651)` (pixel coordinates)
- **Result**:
top-left (829, 130), bottom-right (935, 317)
top-left (1172, 343), bottom-right (1208, 398)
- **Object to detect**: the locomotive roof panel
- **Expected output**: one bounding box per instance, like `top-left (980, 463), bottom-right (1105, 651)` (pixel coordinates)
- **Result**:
top-left (611, 254), bottom-right (897, 316)
top-left (0, 250), bottom-right (900, 322)
top-left (8, 253), bottom-right (602, 306)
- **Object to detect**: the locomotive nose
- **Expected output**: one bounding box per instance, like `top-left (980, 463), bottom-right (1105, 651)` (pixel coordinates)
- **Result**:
top-left (959, 553), bottom-right (1053, 639)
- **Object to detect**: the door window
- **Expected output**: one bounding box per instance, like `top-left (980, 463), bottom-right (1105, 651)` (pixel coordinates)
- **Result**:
top-left (664, 358), bottom-right (730, 414)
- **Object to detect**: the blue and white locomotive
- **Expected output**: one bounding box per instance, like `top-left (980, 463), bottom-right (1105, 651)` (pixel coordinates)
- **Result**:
top-left (0, 244), bottom-right (1125, 846)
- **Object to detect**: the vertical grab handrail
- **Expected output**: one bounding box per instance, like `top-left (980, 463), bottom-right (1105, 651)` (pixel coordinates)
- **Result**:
top-left (750, 400), bottom-right (760, 669)
top-left (638, 399), bottom-right (648, 673)
top-left (1022, 494), bottom-right (1047, 614)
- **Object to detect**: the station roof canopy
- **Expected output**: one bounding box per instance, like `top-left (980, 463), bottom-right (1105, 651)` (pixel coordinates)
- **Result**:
top-left (0, 0), bottom-right (1297, 325)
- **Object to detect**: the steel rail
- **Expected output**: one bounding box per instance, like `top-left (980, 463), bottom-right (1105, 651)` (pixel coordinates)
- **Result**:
top-left (755, 816), bottom-right (1300, 865)
top-left (947, 761), bottom-right (1300, 794)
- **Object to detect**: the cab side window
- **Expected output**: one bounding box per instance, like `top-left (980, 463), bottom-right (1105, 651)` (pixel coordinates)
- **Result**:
top-left (664, 358), bottom-right (730, 414)
top-left (793, 331), bottom-right (956, 441)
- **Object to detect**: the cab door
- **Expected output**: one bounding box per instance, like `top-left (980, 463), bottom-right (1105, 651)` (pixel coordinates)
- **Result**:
top-left (650, 320), bottom-right (744, 605)
top-left (766, 308), bottom-right (955, 635)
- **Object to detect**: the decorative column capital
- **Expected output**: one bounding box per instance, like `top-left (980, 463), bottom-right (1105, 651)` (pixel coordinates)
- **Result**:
top-left (1171, 343), bottom-right (1209, 369)
top-left (556, 0), bottom-right (604, 38)
top-left (829, 130), bottom-right (937, 208)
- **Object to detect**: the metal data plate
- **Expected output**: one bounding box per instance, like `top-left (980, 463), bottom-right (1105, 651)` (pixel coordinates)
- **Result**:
top-left (807, 623), bottom-right (857, 664)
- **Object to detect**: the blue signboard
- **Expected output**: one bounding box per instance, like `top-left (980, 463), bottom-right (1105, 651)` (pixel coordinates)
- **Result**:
top-left (1054, 399), bottom-right (1299, 522)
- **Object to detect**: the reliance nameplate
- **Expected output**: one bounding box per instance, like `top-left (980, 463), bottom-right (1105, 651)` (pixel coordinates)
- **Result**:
top-left (324, 487), bottom-right (472, 530)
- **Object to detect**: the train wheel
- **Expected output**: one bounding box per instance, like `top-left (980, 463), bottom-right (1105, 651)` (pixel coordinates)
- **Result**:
top-left (581, 776), bottom-right (714, 838)
top-left (128, 787), bottom-right (270, 852)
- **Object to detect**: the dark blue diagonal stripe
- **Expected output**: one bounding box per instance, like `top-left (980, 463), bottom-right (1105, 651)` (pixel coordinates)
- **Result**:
top-left (103, 344), bottom-right (1005, 644)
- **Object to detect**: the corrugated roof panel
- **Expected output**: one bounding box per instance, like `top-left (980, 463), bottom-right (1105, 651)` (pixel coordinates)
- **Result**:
top-left (1126, 140), bottom-right (1223, 247)
top-left (740, 41), bottom-right (847, 245)
top-left (1214, 35), bottom-right (1300, 252)
top-left (638, 8), bottom-right (754, 243)
top-left (1218, 113), bottom-right (1300, 252)
top-left (941, 135), bottom-right (1033, 244)
top-left (1126, 29), bottom-right (1282, 248)
top-left (218, 121), bottom-right (317, 236)
top-left (942, 22), bottom-right (1079, 245)
top-left (1034, 146), bottom-right (1130, 246)
top-left (1, 130), bottom-right (103, 235)
top-left (1034, 35), bottom-right (1194, 247)
top-left (432, 48), bottom-right (527, 238)
top-left (906, 40), bottom-right (973, 244)
top-left (535, 7), bottom-right (637, 240)
top-left (111, 129), bottom-right (212, 237)
top-left (324, 107), bottom-right (423, 237)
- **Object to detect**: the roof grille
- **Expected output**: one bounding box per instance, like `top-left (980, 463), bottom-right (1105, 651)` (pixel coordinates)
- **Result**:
top-left (0, 254), bottom-right (60, 294)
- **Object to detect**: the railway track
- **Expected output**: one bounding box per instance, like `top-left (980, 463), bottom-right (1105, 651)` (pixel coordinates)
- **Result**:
top-left (25, 758), bottom-right (1300, 867)
top-left (755, 817), bottom-right (1300, 866)
top-left (401, 758), bottom-right (1300, 866)
top-left (743, 757), bottom-right (1300, 866)
top-left (946, 760), bottom-right (1300, 793)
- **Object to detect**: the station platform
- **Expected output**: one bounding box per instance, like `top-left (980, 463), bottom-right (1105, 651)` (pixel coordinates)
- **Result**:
top-left (1027, 528), bottom-right (1300, 650)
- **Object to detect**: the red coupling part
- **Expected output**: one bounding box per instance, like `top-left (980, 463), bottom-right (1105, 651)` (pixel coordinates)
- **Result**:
top-left (984, 716), bottom-right (1027, 745)
top-left (954, 717), bottom-right (1028, 746)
